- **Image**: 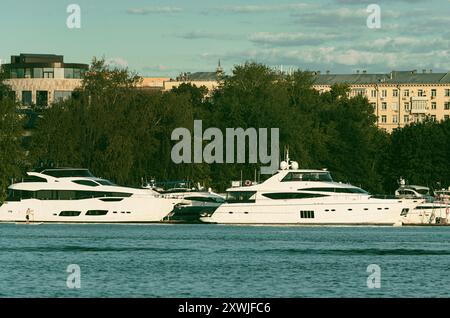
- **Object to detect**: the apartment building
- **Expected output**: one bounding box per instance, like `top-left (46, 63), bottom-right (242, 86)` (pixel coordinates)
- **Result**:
top-left (312, 70), bottom-right (450, 132)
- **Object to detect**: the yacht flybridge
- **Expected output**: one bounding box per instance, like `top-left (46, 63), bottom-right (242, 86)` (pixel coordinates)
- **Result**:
top-left (200, 157), bottom-right (423, 225)
top-left (0, 168), bottom-right (181, 223)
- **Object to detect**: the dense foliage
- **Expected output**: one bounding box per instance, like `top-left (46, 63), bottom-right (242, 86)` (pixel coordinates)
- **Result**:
top-left (0, 59), bottom-right (449, 199)
top-left (0, 68), bottom-right (25, 199)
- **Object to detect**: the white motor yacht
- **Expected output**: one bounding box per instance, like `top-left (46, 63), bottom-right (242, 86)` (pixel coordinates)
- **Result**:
top-left (0, 168), bottom-right (181, 223)
top-left (200, 156), bottom-right (422, 225)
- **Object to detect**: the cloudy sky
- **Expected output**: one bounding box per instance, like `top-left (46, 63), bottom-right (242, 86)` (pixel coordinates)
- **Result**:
top-left (1, 0), bottom-right (449, 77)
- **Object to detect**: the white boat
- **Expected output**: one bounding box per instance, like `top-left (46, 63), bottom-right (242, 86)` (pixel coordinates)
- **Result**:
top-left (200, 155), bottom-right (422, 225)
top-left (143, 180), bottom-right (225, 222)
top-left (0, 168), bottom-right (181, 223)
top-left (396, 182), bottom-right (450, 225)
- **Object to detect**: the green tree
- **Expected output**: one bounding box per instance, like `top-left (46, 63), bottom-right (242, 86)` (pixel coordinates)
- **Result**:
top-left (0, 68), bottom-right (25, 200)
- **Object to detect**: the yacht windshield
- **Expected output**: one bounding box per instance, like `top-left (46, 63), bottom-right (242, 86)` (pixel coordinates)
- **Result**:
top-left (96, 179), bottom-right (116, 186)
top-left (282, 172), bottom-right (333, 182)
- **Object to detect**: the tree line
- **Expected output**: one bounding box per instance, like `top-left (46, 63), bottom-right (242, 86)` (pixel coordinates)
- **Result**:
top-left (0, 59), bottom-right (449, 200)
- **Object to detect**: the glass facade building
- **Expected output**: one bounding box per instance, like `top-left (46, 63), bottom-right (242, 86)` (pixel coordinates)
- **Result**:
top-left (1, 53), bottom-right (89, 108)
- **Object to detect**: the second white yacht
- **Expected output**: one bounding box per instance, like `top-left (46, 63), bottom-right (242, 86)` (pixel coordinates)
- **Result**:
top-left (200, 156), bottom-right (422, 225)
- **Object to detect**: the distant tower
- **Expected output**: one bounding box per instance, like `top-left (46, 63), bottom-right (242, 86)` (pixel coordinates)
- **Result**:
top-left (216, 59), bottom-right (224, 78)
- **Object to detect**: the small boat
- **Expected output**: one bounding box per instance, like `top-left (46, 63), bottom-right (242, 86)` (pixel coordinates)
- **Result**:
top-left (143, 180), bottom-right (225, 223)
top-left (395, 180), bottom-right (450, 225)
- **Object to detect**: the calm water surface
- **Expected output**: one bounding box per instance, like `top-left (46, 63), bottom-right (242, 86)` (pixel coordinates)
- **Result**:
top-left (1, 224), bottom-right (449, 297)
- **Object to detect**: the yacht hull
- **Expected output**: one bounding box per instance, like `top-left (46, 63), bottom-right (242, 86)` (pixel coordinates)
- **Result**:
top-left (0, 196), bottom-right (179, 223)
top-left (200, 198), bottom-right (420, 225)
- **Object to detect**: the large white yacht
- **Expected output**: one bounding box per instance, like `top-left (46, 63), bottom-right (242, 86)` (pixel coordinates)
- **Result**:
top-left (200, 156), bottom-right (423, 225)
top-left (0, 168), bottom-right (181, 223)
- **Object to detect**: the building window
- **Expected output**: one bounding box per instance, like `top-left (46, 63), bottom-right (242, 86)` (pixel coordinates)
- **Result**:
top-left (431, 89), bottom-right (437, 97)
top-left (431, 115), bottom-right (436, 121)
top-left (370, 102), bottom-right (376, 109)
top-left (36, 91), bottom-right (48, 107)
top-left (431, 102), bottom-right (436, 110)
top-left (351, 88), bottom-right (366, 96)
top-left (381, 115), bottom-right (387, 123)
top-left (404, 89), bottom-right (409, 97)
top-left (382, 102), bottom-right (387, 110)
top-left (445, 102), bottom-right (450, 110)
top-left (64, 68), bottom-right (74, 79)
top-left (404, 102), bottom-right (410, 110)
top-left (445, 89), bottom-right (450, 97)
top-left (54, 91), bottom-right (72, 102)
top-left (22, 91), bottom-right (32, 106)
top-left (43, 68), bottom-right (54, 78)
top-left (371, 90), bottom-right (377, 98)
top-left (418, 89), bottom-right (424, 97)
top-left (381, 90), bottom-right (387, 97)
top-left (392, 102), bottom-right (399, 111)
top-left (404, 115), bottom-right (409, 123)
top-left (393, 89), bottom-right (398, 97)
top-left (33, 68), bottom-right (43, 78)
top-left (24, 68), bottom-right (32, 78)
top-left (393, 115), bottom-right (398, 123)
top-left (445, 115), bottom-right (450, 120)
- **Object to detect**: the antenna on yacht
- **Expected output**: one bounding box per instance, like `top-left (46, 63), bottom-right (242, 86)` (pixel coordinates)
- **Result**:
top-left (280, 146), bottom-right (299, 170)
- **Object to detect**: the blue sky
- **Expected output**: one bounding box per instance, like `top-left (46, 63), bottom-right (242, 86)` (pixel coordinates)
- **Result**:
top-left (1, 0), bottom-right (449, 77)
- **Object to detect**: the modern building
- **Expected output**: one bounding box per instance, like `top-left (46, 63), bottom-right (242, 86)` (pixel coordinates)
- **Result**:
top-left (1, 53), bottom-right (89, 108)
top-left (312, 70), bottom-right (450, 132)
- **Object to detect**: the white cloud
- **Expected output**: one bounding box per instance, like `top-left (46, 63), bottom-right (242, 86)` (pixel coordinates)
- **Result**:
top-left (177, 31), bottom-right (239, 40)
top-left (206, 3), bottom-right (309, 14)
top-left (127, 7), bottom-right (183, 15)
top-left (249, 32), bottom-right (343, 46)
top-left (291, 7), bottom-right (400, 26)
top-left (201, 46), bottom-right (450, 73)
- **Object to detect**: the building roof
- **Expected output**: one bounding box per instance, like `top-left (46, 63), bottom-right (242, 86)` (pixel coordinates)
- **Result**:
top-left (312, 70), bottom-right (450, 85)
top-left (2, 53), bottom-right (88, 70)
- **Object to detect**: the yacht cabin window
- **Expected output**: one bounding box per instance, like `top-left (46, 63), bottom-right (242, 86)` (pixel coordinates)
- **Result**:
top-left (72, 180), bottom-right (100, 187)
top-left (281, 172), bottom-right (333, 182)
top-left (226, 191), bottom-right (256, 203)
